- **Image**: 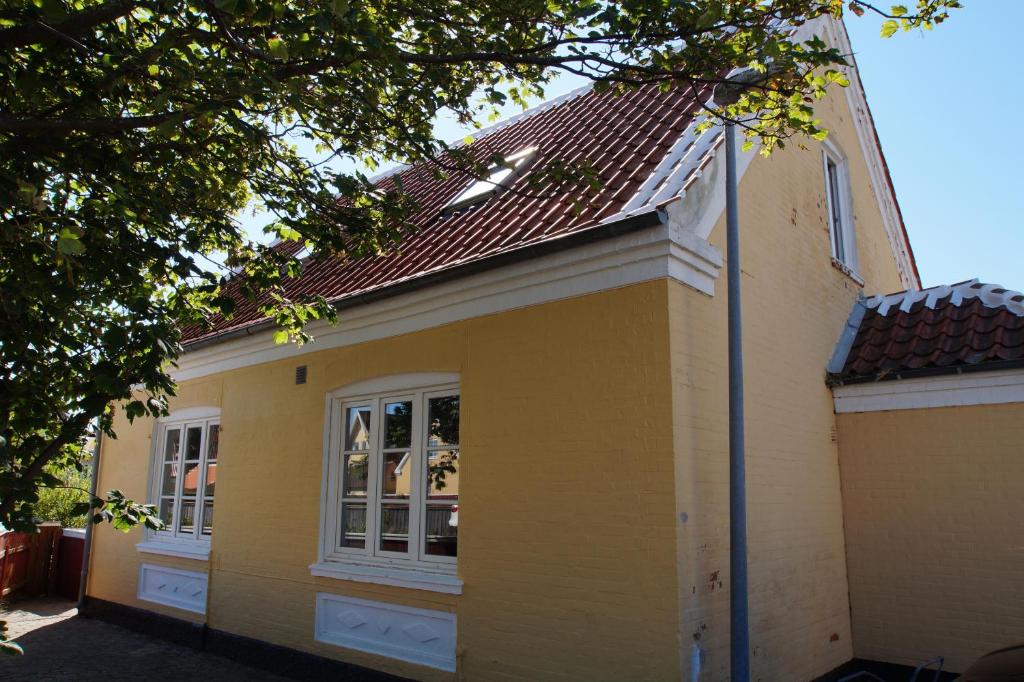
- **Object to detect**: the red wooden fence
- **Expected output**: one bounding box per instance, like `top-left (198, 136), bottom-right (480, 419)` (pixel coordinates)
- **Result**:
top-left (0, 523), bottom-right (62, 601)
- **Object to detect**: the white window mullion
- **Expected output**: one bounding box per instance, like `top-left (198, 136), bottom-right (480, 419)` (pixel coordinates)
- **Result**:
top-left (366, 399), bottom-right (383, 558)
top-left (408, 392), bottom-right (425, 560)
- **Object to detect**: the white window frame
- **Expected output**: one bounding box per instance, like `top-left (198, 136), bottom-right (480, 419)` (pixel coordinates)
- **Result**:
top-left (312, 374), bottom-right (462, 593)
top-left (822, 139), bottom-right (860, 276)
top-left (138, 406), bottom-right (220, 561)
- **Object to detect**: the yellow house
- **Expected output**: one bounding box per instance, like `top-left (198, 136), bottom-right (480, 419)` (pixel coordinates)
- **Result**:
top-left (82, 17), bottom-right (1023, 681)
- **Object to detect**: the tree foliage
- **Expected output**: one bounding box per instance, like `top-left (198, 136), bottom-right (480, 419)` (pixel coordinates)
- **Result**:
top-left (0, 0), bottom-right (958, 540)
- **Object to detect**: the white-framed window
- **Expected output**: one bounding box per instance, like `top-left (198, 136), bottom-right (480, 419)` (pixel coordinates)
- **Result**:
top-left (145, 407), bottom-right (220, 551)
top-left (318, 375), bottom-right (460, 582)
top-left (822, 140), bottom-right (859, 273)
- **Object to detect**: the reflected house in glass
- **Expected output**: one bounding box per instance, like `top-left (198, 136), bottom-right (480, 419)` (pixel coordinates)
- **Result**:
top-left (84, 17), bottom-right (1024, 682)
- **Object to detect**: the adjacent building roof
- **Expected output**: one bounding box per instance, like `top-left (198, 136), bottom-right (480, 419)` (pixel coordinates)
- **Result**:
top-left (182, 82), bottom-right (721, 346)
top-left (828, 280), bottom-right (1024, 385)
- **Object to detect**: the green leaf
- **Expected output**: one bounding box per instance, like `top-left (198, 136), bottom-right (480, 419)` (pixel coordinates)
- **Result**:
top-left (880, 19), bottom-right (899, 37)
top-left (57, 230), bottom-right (85, 256)
top-left (273, 330), bottom-right (289, 344)
top-left (267, 37), bottom-right (289, 60)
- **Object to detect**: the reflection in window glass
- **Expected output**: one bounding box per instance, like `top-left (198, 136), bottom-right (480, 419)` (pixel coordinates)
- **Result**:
top-left (181, 461), bottom-right (200, 496)
top-left (343, 454), bottom-right (368, 497)
top-left (345, 407), bottom-right (371, 451)
top-left (184, 426), bottom-right (202, 461)
top-left (207, 423), bottom-right (219, 459)
top-left (163, 428), bottom-right (181, 464)
top-left (202, 501), bottom-right (214, 535)
top-left (159, 498), bottom-right (175, 526)
top-left (379, 504), bottom-right (409, 553)
top-left (204, 462), bottom-right (216, 497)
top-left (177, 497), bottom-right (196, 534)
top-left (427, 396), bottom-right (459, 447)
top-left (340, 503), bottom-right (366, 548)
top-left (424, 504), bottom-right (458, 557)
top-left (382, 451), bottom-right (412, 498)
top-left (426, 450), bottom-right (459, 499)
top-left (384, 401), bottom-right (412, 449)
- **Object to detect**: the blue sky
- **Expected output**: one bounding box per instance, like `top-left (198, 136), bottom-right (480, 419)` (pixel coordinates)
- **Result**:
top-left (243, 3), bottom-right (1020, 290)
top-left (845, 2), bottom-right (1023, 288)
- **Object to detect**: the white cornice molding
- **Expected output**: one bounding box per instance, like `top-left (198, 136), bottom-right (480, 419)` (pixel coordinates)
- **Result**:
top-left (832, 369), bottom-right (1024, 413)
top-left (172, 221), bottom-right (723, 382)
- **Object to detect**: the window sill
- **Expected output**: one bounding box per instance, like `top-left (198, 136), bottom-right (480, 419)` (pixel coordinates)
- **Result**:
top-left (310, 561), bottom-right (463, 595)
top-left (136, 540), bottom-right (210, 561)
top-left (831, 257), bottom-right (865, 286)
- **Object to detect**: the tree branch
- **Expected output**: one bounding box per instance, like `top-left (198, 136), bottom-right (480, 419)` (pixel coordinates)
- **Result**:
top-left (0, 1), bottom-right (135, 50)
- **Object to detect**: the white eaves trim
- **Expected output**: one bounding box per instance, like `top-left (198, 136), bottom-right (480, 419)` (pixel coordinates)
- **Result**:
top-left (172, 219), bottom-right (722, 382)
top-left (832, 369), bottom-right (1024, 413)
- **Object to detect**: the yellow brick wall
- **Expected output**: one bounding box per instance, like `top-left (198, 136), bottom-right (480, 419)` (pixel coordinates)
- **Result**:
top-left (668, 84), bottom-right (906, 680)
top-left (837, 403), bottom-right (1024, 673)
top-left (88, 281), bottom-right (681, 681)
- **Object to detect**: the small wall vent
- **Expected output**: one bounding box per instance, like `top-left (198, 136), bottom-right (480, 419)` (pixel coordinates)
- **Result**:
top-left (295, 365), bottom-right (307, 385)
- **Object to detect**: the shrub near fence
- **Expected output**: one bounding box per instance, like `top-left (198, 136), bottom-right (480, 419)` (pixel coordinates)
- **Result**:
top-left (0, 523), bottom-right (62, 601)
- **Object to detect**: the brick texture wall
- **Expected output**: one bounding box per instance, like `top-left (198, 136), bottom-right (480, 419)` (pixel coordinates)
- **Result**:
top-left (668, 82), bottom-right (906, 681)
top-left (838, 402), bottom-right (1024, 673)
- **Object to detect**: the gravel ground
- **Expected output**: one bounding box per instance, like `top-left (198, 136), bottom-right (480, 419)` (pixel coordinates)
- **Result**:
top-left (0, 598), bottom-right (288, 681)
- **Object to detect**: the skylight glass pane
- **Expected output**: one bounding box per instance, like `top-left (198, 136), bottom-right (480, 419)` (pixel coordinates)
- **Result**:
top-left (444, 147), bottom-right (536, 212)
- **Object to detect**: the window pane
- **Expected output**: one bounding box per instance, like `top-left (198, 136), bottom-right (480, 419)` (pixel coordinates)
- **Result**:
top-left (184, 426), bottom-right (202, 461)
top-left (158, 498), bottom-right (175, 526)
top-left (381, 451), bottom-right (411, 499)
top-left (343, 453), bottom-right (368, 497)
top-left (827, 159), bottom-right (846, 262)
top-left (339, 503), bottom-right (366, 549)
top-left (201, 500), bottom-right (214, 536)
top-left (383, 401), bottom-right (412, 449)
top-left (160, 463), bottom-right (177, 497)
top-left (178, 497), bottom-right (196, 534)
top-left (426, 450), bottom-right (459, 499)
top-left (181, 461), bottom-right (200, 496)
top-left (207, 423), bottom-right (220, 459)
top-left (163, 428), bottom-right (181, 463)
top-left (379, 504), bottom-right (409, 553)
top-left (427, 396), bottom-right (459, 447)
top-left (204, 462), bottom-right (216, 497)
top-left (424, 504), bottom-right (458, 557)
top-left (345, 407), bottom-right (371, 451)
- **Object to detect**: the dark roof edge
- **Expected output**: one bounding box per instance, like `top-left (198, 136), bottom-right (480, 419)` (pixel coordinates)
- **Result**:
top-left (826, 295), bottom-right (868, 376)
top-left (182, 208), bottom-right (667, 353)
top-left (826, 358), bottom-right (1024, 388)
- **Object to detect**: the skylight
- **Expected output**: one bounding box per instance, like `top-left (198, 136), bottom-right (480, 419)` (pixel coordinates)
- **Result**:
top-left (444, 147), bottom-right (537, 213)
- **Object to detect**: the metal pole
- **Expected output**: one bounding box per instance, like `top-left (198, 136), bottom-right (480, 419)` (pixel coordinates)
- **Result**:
top-left (76, 430), bottom-right (102, 611)
top-left (725, 121), bottom-right (750, 681)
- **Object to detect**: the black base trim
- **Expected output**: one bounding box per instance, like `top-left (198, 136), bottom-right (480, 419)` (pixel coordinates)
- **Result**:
top-left (814, 657), bottom-right (959, 681)
top-left (82, 597), bottom-right (409, 681)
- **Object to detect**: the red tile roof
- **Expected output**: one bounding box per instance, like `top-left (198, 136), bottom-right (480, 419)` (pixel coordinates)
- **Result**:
top-left (182, 83), bottom-right (710, 346)
top-left (830, 281), bottom-right (1024, 384)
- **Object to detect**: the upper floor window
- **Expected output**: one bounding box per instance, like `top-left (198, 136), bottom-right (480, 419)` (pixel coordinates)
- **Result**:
top-left (822, 141), bottom-right (859, 273)
top-left (149, 408), bottom-right (219, 546)
top-left (321, 376), bottom-right (460, 574)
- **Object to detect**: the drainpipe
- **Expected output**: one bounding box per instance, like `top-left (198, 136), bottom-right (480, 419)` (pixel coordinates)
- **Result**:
top-left (76, 429), bottom-right (102, 611)
top-left (723, 120), bottom-right (749, 682)
top-left (713, 66), bottom-right (778, 681)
